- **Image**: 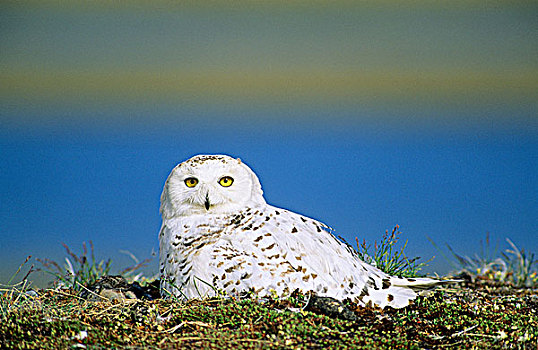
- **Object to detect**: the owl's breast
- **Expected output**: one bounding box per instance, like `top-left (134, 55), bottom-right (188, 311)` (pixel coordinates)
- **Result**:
top-left (160, 214), bottom-right (240, 297)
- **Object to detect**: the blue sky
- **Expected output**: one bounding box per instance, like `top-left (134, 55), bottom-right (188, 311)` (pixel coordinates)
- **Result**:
top-left (1, 2), bottom-right (536, 286)
top-left (1, 113), bottom-right (536, 285)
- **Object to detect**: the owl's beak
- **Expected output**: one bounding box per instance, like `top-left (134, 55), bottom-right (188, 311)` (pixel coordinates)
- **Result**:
top-left (204, 192), bottom-right (211, 210)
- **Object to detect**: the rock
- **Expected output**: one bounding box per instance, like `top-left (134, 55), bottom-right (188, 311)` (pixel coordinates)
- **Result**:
top-left (305, 294), bottom-right (358, 321)
top-left (80, 275), bottom-right (160, 302)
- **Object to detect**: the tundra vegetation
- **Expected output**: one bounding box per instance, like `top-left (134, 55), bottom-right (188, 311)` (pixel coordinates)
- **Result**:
top-left (1, 228), bottom-right (536, 349)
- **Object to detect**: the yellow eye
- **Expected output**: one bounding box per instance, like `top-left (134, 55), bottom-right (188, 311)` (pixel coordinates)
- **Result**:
top-left (184, 177), bottom-right (198, 187)
top-left (219, 176), bottom-right (234, 187)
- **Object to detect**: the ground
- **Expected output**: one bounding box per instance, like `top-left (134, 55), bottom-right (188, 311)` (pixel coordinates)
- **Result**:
top-left (1, 276), bottom-right (537, 349)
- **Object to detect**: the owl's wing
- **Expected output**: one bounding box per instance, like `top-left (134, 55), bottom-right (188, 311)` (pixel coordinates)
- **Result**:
top-left (215, 205), bottom-right (455, 308)
top-left (211, 205), bottom-right (372, 300)
top-left (256, 206), bottom-right (375, 297)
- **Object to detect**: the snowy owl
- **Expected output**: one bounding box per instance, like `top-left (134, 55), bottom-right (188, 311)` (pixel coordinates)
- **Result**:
top-left (159, 154), bottom-right (452, 309)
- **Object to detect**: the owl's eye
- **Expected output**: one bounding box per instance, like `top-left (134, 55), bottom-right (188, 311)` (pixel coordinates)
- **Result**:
top-left (184, 177), bottom-right (198, 188)
top-left (219, 176), bottom-right (234, 187)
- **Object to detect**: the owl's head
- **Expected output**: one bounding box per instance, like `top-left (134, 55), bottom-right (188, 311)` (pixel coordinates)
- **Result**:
top-left (160, 154), bottom-right (266, 218)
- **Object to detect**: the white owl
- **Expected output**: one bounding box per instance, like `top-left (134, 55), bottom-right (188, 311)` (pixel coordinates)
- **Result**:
top-left (159, 154), bottom-right (452, 309)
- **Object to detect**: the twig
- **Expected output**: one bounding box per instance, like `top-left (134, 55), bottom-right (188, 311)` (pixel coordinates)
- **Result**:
top-left (451, 324), bottom-right (479, 338)
top-left (7, 256), bottom-right (32, 285)
top-left (466, 333), bottom-right (502, 339)
top-left (164, 321), bottom-right (212, 333)
top-left (45, 288), bottom-right (88, 302)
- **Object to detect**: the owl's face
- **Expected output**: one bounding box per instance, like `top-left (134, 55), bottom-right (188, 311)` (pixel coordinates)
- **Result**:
top-left (161, 155), bottom-right (265, 218)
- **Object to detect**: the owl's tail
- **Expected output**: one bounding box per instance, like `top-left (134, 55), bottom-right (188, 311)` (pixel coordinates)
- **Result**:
top-left (361, 276), bottom-right (460, 309)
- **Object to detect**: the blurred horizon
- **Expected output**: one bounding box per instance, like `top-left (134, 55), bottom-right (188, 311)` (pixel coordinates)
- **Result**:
top-left (1, 1), bottom-right (536, 287)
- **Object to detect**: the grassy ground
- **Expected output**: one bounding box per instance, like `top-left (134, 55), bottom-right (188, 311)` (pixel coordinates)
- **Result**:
top-left (1, 277), bottom-right (537, 349)
top-left (2, 231), bottom-right (537, 349)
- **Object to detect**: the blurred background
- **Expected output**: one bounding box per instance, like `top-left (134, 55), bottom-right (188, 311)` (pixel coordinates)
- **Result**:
top-left (1, 1), bottom-right (537, 286)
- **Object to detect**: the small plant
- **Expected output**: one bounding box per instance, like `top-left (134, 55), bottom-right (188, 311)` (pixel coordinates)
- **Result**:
top-left (431, 233), bottom-right (508, 281)
top-left (429, 233), bottom-right (538, 287)
top-left (118, 249), bottom-right (154, 283)
top-left (353, 225), bottom-right (431, 278)
top-left (37, 241), bottom-right (152, 290)
top-left (0, 256), bottom-right (36, 321)
top-left (503, 238), bottom-right (538, 287)
top-left (37, 241), bottom-right (112, 290)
